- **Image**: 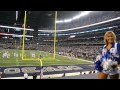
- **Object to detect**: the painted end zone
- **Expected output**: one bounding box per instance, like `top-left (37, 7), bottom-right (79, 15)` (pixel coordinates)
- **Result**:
top-left (0, 64), bottom-right (96, 78)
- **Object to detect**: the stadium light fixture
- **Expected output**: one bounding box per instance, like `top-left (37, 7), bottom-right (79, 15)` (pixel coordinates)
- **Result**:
top-left (56, 11), bottom-right (93, 23)
top-left (72, 11), bottom-right (92, 20)
top-left (69, 35), bottom-right (76, 38)
top-left (56, 20), bottom-right (64, 24)
top-left (72, 15), bottom-right (81, 20)
top-left (64, 19), bottom-right (73, 23)
top-left (80, 11), bottom-right (92, 17)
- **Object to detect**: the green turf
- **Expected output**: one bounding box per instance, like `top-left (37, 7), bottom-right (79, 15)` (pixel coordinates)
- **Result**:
top-left (0, 49), bottom-right (93, 66)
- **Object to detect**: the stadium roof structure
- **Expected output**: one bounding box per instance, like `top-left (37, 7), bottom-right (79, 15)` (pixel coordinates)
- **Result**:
top-left (0, 11), bottom-right (120, 32)
top-left (0, 11), bottom-right (78, 28)
top-left (0, 11), bottom-right (93, 27)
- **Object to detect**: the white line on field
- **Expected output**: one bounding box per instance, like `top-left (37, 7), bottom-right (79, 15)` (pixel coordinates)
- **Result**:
top-left (56, 54), bottom-right (94, 63)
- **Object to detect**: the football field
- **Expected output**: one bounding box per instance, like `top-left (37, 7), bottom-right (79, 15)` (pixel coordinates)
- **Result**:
top-left (0, 49), bottom-right (93, 67)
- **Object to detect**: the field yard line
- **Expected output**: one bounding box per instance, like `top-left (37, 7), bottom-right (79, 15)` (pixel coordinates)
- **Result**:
top-left (40, 51), bottom-right (93, 63)
top-left (56, 54), bottom-right (94, 63)
top-left (39, 51), bottom-right (94, 63)
top-left (77, 59), bottom-right (94, 63)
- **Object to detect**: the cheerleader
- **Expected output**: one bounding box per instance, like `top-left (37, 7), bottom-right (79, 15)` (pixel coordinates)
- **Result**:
top-left (95, 31), bottom-right (120, 79)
